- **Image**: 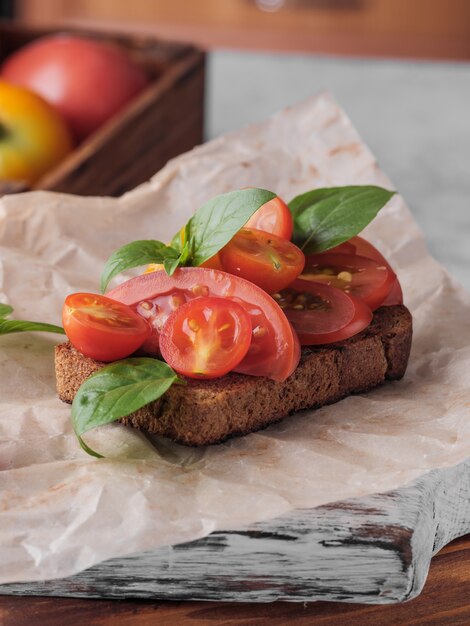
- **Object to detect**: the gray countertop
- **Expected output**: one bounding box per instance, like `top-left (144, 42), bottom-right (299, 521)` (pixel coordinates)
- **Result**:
top-left (208, 52), bottom-right (470, 289)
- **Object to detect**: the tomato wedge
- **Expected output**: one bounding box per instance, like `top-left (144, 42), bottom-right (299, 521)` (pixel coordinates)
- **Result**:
top-left (62, 293), bottom-right (150, 361)
top-left (107, 267), bottom-right (300, 382)
top-left (301, 253), bottom-right (395, 311)
top-left (219, 228), bottom-right (305, 293)
top-left (279, 280), bottom-right (372, 345)
top-left (160, 296), bottom-right (252, 379)
top-left (245, 195), bottom-right (293, 240)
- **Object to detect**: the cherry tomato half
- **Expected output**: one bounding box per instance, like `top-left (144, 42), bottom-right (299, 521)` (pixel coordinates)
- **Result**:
top-left (301, 253), bottom-right (395, 311)
top-left (107, 267), bottom-right (300, 382)
top-left (159, 296), bottom-right (252, 379)
top-left (279, 280), bottom-right (372, 345)
top-left (382, 278), bottom-right (404, 306)
top-left (62, 293), bottom-right (150, 362)
top-left (245, 195), bottom-right (293, 240)
top-left (329, 235), bottom-right (391, 264)
top-left (328, 236), bottom-right (403, 306)
top-left (219, 228), bottom-right (305, 294)
top-left (201, 253), bottom-right (224, 271)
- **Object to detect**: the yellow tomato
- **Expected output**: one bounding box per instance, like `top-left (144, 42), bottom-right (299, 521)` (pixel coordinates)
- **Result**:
top-left (0, 81), bottom-right (73, 185)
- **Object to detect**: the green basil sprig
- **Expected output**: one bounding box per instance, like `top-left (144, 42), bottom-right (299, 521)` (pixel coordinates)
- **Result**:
top-left (72, 358), bottom-right (180, 458)
top-left (100, 188), bottom-right (275, 292)
top-left (0, 304), bottom-right (65, 336)
top-left (100, 240), bottom-right (181, 293)
top-left (289, 185), bottom-right (395, 254)
top-left (184, 187), bottom-right (275, 265)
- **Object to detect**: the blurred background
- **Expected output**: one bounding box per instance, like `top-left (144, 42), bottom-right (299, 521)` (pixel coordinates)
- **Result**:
top-left (8, 0), bottom-right (470, 59)
top-left (1, 0), bottom-right (469, 286)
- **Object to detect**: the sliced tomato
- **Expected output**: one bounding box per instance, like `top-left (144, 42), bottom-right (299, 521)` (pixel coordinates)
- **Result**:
top-left (329, 236), bottom-right (390, 266)
top-left (329, 239), bottom-right (356, 255)
top-left (382, 278), bottom-right (404, 306)
top-left (159, 296), bottom-right (252, 379)
top-left (62, 293), bottom-right (150, 362)
top-left (219, 228), bottom-right (305, 294)
top-left (201, 253), bottom-right (224, 271)
top-left (245, 195), bottom-right (293, 240)
top-left (107, 267), bottom-right (300, 382)
top-left (279, 280), bottom-right (372, 345)
top-left (301, 253), bottom-right (395, 311)
top-left (327, 236), bottom-right (404, 307)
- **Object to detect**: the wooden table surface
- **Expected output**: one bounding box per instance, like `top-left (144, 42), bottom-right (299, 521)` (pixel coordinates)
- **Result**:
top-left (1, 534), bottom-right (468, 626)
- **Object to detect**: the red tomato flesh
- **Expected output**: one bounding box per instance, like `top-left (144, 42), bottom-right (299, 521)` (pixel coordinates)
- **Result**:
top-left (62, 293), bottom-right (150, 362)
top-left (382, 278), bottom-right (404, 305)
top-left (329, 236), bottom-right (389, 265)
top-left (107, 267), bottom-right (300, 382)
top-left (219, 228), bottom-right (305, 294)
top-left (328, 236), bottom-right (403, 306)
top-left (245, 196), bottom-right (293, 240)
top-left (280, 280), bottom-right (373, 345)
top-left (160, 296), bottom-right (252, 379)
top-left (301, 253), bottom-right (395, 311)
top-left (201, 253), bottom-right (224, 271)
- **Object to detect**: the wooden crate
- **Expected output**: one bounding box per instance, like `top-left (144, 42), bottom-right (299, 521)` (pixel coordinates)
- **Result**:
top-left (0, 21), bottom-right (205, 196)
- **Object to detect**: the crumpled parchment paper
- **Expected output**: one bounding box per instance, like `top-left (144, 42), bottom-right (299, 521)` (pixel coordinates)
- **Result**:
top-left (1, 93), bottom-right (469, 584)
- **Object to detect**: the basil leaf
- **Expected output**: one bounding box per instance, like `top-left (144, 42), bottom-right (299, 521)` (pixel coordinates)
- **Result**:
top-left (163, 255), bottom-right (181, 276)
top-left (163, 241), bottom-right (192, 276)
top-left (187, 188), bottom-right (276, 265)
top-left (71, 358), bottom-right (179, 458)
top-left (178, 240), bottom-right (191, 266)
top-left (100, 240), bottom-right (180, 293)
top-left (289, 186), bottom-right (396, 254)
top-left (170, 231), bottom-right (182, 251)
top-left (0, 319), bottom-right (65, 335)
top-left (170, 224), bottom-right (189, 253)
top-left (0, 303), bottom-right (65, 336)
top-left (0, 304), bottom-right (13, 318)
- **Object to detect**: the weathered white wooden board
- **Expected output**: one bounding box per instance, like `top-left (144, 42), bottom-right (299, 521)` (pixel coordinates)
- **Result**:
top-left (1, 457), bottom-right (469, 604)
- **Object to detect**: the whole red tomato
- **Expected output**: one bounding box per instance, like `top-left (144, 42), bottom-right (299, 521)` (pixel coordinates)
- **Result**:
top-left (2, 35), bottom-right (149, 141)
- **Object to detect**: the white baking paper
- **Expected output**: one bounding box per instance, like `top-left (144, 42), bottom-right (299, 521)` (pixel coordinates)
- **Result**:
top-left (1, 93), bottom-right (469, 584)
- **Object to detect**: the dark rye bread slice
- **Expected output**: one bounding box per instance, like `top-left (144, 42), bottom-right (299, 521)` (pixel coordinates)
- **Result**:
top-left (56, 305), bottom-right (412, 447)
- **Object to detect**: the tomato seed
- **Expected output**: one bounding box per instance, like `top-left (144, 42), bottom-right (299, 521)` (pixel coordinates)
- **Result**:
top-left (337, 271), bottom-right (353, 282)
top-left (170, 295), bottom-right (185, 309)
top-left (192, 284), bottom-right (209, 297)
top-left (188, 319), bottom-right (199, 332)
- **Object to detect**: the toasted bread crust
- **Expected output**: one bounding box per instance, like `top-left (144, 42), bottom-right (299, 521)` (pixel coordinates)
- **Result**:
top-left (55, 305), bottom-right (412, 446)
